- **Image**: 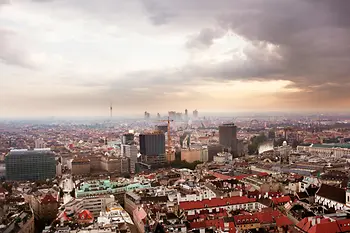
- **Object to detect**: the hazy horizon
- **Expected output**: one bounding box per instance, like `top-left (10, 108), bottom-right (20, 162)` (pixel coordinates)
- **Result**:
top-left (1, 110), bottom-right (350, 121)
top-left (1, 0), bottom-right (350, 117)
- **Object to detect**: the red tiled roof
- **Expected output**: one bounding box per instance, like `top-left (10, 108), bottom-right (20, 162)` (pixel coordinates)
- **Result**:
top-left (189, 219), bottom-right (226, 230)
top-left (234, 214), bottom-right (260, 225)
top-left (40, 194), bottom-right (57, 204)
top-left (296, 217), bottom-right (331, 232)
top-left (308, 221), bottom-right (341, 233)
top-left (337, 219), bottom-right (350, 232)
top-left (208, 171), bottom-right (233, 180)
top-left (179, 196), bottom-right (255, 211)
top-left (275, 216), bottom-right (293, 227)
top-left (272, 196), bottom-right (291, 205)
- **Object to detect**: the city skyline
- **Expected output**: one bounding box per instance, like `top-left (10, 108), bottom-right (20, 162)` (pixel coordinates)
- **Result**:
top-left (1, 0), bottom-right (350, 117)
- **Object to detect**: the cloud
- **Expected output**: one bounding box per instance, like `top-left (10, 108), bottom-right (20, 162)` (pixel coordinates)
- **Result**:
top-left (186, 28), bottom-right (226, 49)
top-left (2, 0), bottom-right (350, 117)
top-left (140, 0), bottom-right (350, 107)
top-left (0, 28), bottom-right (47, 69)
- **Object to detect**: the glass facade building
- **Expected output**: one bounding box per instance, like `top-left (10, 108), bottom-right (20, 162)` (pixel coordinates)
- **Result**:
top-left (5, 149), bottom-right (56, 181)
top-left (139, 133), bottom-right (165, 156)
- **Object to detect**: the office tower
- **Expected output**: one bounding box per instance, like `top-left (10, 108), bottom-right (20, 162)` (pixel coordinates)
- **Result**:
top-left (139, 132), bottom-right (166, 166)
top-left (124, 144), bottom-right (138, 174)
top-left (5, 149), bottom-right (56, 181)
top-left (157, 113), bottom-right (161, 119)
top-left (219, 123), bottom-right (238, 157)
top-left (139, 132), bottom-right (165, 156)
top-left (193, 109), bottom-right (198, 118)
top-left (122, 133), bottom-right (134, 145)
top-left (144, 111), bottom-right (150, 119)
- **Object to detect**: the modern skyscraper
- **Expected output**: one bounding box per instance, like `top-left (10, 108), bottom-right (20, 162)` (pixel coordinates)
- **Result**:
top-left (5, 149), bottom-right (56, 181)
top-left (139, 132), bottom-right (165, 156)
top-left (219, 123), bottom-right (238, 157)
top-left (193, 109), bottom-right (198, 118)
top-left (144, 111), bottom-right (150, 119)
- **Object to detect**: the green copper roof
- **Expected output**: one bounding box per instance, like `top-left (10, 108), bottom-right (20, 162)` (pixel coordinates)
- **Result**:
top-left (311, 143), bottom-right (350, 149)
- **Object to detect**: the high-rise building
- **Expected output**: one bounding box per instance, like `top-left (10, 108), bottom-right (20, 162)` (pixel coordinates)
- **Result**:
top-left (139, 132), bottom-right (166, 166)
top-left (193, 109), bottom-right (198, 118)
top-left (139, 132), bottom-right (165, 156)
top-left (144, 111), bottom-right (150, 119)
top-left (219, 123), bottom-right (238, 157)
top-left (124, 144), bottom-right (138, 174)
top-left (5, 149), bottom-right (56, 181)
top-left (122, 133), bottom-right (134, 145)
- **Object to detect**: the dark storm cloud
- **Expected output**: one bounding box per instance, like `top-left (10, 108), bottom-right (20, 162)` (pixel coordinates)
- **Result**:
top-left (186, 28), bottom-right (225, 49)
top-left (141, 0), bottom-right (350, 106)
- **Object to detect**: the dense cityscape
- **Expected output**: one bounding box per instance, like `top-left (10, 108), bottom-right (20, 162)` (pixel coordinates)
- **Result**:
top-left (2, 0), bottom-right (350, 233)
top-left (1, 111), bottom-right (350, 233)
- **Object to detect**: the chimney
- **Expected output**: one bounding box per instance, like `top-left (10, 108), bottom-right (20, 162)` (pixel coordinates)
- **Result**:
top-left (311, 218), bottom-right (316, 226)
top-left (317, 218), bottom-right (321, 224)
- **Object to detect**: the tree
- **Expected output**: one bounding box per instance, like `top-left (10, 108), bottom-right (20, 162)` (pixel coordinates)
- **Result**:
top-left (248, 133), bottom-right (268, 155)
top-left (170, 160), bottom-right (202, 170)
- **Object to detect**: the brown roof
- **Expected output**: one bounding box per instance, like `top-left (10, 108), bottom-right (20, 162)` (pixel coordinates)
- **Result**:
top-left (316, 184), bottom-right (345, 204)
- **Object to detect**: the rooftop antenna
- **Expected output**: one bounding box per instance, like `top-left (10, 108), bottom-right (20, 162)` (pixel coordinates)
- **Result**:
top-left (110, 102), bottom-right (113, 118)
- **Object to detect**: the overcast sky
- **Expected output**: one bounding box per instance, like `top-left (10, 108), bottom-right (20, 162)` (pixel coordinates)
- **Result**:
top-left (1, 0), bottom-right (350, 117)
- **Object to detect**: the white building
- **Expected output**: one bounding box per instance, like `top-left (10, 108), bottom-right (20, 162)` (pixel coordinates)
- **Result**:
top-left (179, 196), bottom-right (267, 216)
top-left (297, 144), bottom-right (350, 158)
top-left (213, 152), bottom-right (232, 163)
top-left (63, 195), bottom-right (115, 217)
top-left (173, 186), bottom-right (217, 204)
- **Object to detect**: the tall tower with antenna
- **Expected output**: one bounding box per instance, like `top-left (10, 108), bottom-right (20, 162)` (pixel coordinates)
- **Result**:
top-left (110, 103), bottom-right (113, 118)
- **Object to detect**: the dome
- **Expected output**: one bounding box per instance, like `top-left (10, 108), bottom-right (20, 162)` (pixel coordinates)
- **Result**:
top-left (282, 141), bottom-right (288, 146)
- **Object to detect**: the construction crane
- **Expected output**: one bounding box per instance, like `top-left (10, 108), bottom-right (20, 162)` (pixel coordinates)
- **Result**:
top-left (157, 116), bottom-right (174, 161)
